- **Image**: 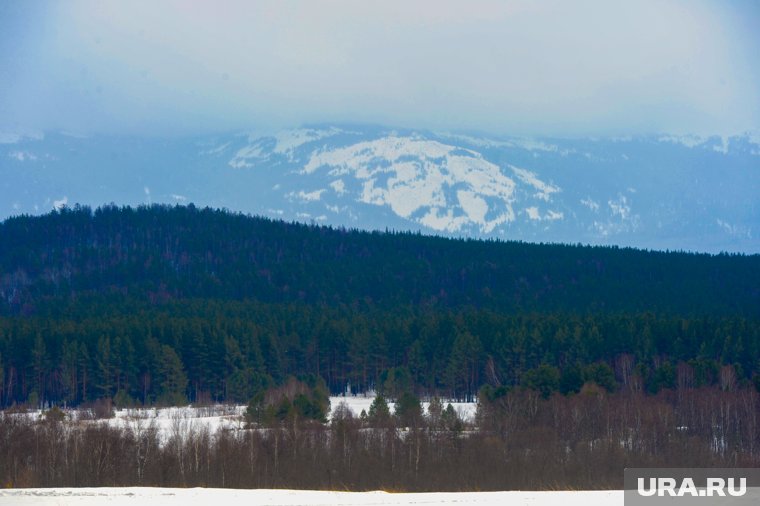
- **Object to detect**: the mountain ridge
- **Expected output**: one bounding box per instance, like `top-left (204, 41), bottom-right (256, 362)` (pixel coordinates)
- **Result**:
top-left (2, 125), bottom-right (758, 253)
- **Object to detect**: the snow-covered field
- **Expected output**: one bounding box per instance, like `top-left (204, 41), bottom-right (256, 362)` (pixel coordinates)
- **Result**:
top-left (11, 395), bottom-right (477, 444)
top-left (329, 395), bottom-right (477, 422)
top-left (0, 487), bottom-right (623, 505)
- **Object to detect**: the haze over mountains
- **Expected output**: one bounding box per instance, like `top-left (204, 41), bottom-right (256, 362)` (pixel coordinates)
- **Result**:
top-left (2, 124), bottom-right (758, 253)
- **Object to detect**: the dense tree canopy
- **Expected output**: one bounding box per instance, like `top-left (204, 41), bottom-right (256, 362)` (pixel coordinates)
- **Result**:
top-left (0, 204), bottom-right (758, 407)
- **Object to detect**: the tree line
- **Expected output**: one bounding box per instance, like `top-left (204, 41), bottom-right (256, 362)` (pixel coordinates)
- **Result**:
top-left (0, 204), bottom-right (758, 407)
top-left (1, 383), bottom-right (758, 490)
top-left (1, 204), bottom-right (757, 317)
top-left (0, 301), bottom-right (758, 407)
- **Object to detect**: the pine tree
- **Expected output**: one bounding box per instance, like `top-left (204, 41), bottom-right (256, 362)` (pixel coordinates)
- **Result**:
top-left (157, 345), bottom-right (188, 405)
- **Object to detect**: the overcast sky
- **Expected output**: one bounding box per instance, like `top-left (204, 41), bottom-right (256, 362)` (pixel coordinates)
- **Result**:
top-left (1, 0), bottom-right (758, 137)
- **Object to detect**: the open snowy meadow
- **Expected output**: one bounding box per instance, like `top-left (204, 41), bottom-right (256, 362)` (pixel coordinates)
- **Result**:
top-left (11, 395), bottom-right (478, 444)
top-left (0, 488), bottom-right (623, 505)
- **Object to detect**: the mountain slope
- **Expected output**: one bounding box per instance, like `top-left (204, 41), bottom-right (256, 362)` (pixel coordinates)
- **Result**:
top-left (2, 125), bottom-right (758, 253)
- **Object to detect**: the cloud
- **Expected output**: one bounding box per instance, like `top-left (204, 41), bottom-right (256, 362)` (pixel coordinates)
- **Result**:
top-left (1, 0), bottom-right (758, 136)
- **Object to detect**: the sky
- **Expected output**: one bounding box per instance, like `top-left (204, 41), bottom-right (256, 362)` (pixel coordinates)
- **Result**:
top-left (1, 0), bottom-right (758, 137)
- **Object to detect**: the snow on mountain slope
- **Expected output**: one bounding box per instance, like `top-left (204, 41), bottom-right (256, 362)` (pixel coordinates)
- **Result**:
top-left (2, 125), bottom-right (758, 253)
top-left (225, 132), bottom-right (564, 234)
top-left (229, 127), bottom-right (344, 168)
top-left (301, 136), bottom-right (541, 233)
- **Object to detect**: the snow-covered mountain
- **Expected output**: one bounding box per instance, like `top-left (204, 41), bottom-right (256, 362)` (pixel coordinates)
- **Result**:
top-left (2, 125), bottom-right (758, 253)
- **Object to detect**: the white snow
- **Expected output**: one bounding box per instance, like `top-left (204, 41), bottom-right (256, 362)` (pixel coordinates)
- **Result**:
top-left (457, 190), bottom-right (489, 224)
top-left (524, 207), bottom-right (563, 222)
top-left (228, 128), bottom-right (343, 168)
top-left (103, 405), bottom-right (245, 445)
top-left (53, 197), bottom-right (68, 210)
top-left (509, 138), bottom-right (559, 153)
top-left (288, 189), bottom-right (326, 202)
top-left (228, 143), bottom-right (266, 168)
top-left (608, 195), bottom-right (631, 220)
top-left (580, 198), bottom-right (600, 212)
top-left (712, 136), bottom-right (730, 154)
top-left (302, 136), bottom-right (518, 233)
top-left (199, 141), bottom-right (231, 156)
top-left (272, 128), bottom-right (342, 159)
top-left (0, 488), bottom-right (623, 505)
top-left (420, 208), bottom-right (471, 233)
top-left (329, 179), bottom-right (347, 195)
top-left (330, 395), bottom-right (477, 422)
top-left (657, 134), bottom-right (706, 148)
top-left (509, 165), bottom-right (559, 201)
top-left (435, 132), bottom-right (560, 153)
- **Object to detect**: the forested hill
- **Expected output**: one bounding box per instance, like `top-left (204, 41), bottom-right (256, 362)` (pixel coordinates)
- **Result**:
top-left (1, 204), bottom-right (759, 407)
top-left (1, 204), bottom-right (758, 316)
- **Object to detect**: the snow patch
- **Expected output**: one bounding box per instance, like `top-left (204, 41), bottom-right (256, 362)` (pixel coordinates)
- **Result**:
top-left (229, 143), bottom-right (267, 168)
top-left (228, 128), bottom-right (343, 167)
top-left (272, 128), bottom-right (342, 159)
top-left (419, 208), bottom-right (470, 233)
top-left (712, 136), bottom-right (730, 154)
top-left (0, 487), bottom-right (623, 505)
top-left (510, 165), bottom-right (560, 201)
top-left (330, 395), bottom-right (476, 422)
top-left (199, 141), bottom-right (231, 156)
top-left (581, 198), bottom-right (600, 212)
top-left (525, 207), bottom-right (563, 222)
top-left (329, 179), bottom-right (347, 195)
top-left (608, 195), bottom-right (631, 220)
top-left (302, 136), bottom-right (517, 233)
top-left (288, 189), bottom-right (326, 203)
top-left (436, 132), bottom-right (559, 153)
top-left (457, 190), bottom-right (488, 224)
top-left (658, 134), bottom-right (706, 148)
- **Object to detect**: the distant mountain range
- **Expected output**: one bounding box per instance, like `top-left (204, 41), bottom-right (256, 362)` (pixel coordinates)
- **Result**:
top-left (2, 125), bottom-right (758, 253)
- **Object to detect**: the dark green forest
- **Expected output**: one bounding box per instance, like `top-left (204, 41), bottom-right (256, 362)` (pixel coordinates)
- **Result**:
top-left (0, 204), bottom-right (758, 407)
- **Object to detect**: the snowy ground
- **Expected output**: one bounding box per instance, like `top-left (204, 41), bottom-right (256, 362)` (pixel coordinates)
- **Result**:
top-left (0, 487), bottom-right (623, 505)
top-left (8, 395), bottom-right (478, 444)
top-left (329, 394), bottom-right (477, 421)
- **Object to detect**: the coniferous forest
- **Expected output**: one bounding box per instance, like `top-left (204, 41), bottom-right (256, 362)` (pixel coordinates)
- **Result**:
top-left (1, 204), bottom-right (760, 489)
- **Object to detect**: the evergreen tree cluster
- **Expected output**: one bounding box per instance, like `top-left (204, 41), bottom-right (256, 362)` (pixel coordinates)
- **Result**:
top-left (0, 204), bottom-right (758, 407)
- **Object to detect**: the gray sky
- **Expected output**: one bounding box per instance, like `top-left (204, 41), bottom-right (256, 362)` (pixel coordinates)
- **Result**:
top-left (1, 0), bottom-right (758, 137)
